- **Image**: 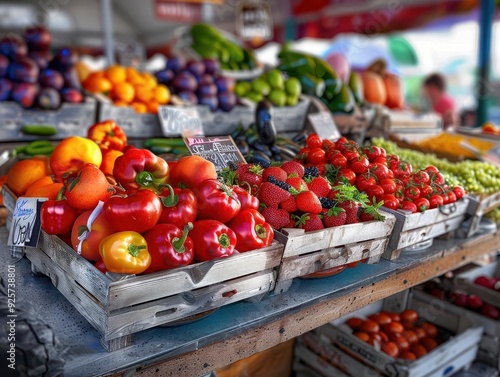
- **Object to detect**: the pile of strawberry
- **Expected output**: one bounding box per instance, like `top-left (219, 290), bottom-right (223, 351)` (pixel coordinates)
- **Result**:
top-left (294, 134), bottom-right (466, 214)
top-left (225, 159), bottom-right (384, 232)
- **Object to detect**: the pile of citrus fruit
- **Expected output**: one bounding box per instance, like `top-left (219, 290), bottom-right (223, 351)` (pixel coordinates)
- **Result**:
top-left (82, 65), bottom-right (171, 113)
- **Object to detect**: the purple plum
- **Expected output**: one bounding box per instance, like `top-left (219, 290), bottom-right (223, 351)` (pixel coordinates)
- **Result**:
top-left (23, 25), bottom-right (51, 53)
top-left (199, 74), bottom-right (214, 86)
top-left (203, 58), bottom-right (220, 75)
top-left (0, 35), bottom-right (27, 60)
top-left (177, 90), bottom-right (198, 105)
top-left (7, 57), bottom-right (39, 83)
top-left (60, 88), bottom-right (83, 103)
top-left (218, 91), bottom-right (236, 112)
top-left (199, 95), bottom-right (219, 112)
top-left (155, 69), bottom-right (175, 85)
top-left (186, 60), bottom-right (205, 79)
top-left (0, 55), bottom-right (8, 77)
top-left (12, 82), bottom-right (39, 108)
top-left (198, 83), bottom-right (217, 97)
top-left (51, 47), bottom-right (78, 69)
top-left (166, 56), bottom-right (186, 74)
top-left (0, 78), bottom-right (13, 101)
top-left (28, 51), bottom-right (52, 70)
top-left (61, 68), bottom-right (81, 89)
top-left (37, 87), bottom-right (61, 110)
top-left (39, 69), bottom-right (64, 90)
top-left (215, 76), bottom-right (235, 93)
top-left (172, 71), bottom-right (198, 92)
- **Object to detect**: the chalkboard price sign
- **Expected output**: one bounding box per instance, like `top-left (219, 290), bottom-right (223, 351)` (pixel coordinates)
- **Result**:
top-left (158, 106), bottom-right (205, 137)
top-left (7, 197), bottom-right (46, 247)
top-left (184, 136), bottom-right (246, 172)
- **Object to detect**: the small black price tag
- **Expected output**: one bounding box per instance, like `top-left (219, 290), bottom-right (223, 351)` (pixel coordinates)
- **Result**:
top-left (184, 136), bottom-right (246, 172)
top-left (7, 197), bottom-right (46, 247)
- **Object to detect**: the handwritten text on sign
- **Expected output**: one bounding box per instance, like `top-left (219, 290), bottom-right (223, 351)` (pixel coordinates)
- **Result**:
top-left (8, 197), bottom-right (46, 247)
top-left (158, 106), bottom-right (204, 137)
top-left (184, 136), bottom-right (246, 172)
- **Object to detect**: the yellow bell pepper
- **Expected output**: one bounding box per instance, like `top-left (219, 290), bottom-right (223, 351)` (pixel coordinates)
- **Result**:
top-left (99, 231), bottom-right (151, 274)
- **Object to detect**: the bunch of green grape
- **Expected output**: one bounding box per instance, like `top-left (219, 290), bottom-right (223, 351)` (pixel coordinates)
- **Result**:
top-left (485, 208), bottom-right (500, 223)
top-left (372, 139), bottom-right (500, 195)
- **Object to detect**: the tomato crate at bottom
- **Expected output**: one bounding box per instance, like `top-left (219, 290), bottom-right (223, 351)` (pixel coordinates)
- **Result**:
top-left (1, 185), bottom-right (283, 352)
top-left (382, 198), bottom-right (470, 261)
top-left (272, 212), bottom-right (395, 294)
top-left (313, 290), bottom-right (482, 377)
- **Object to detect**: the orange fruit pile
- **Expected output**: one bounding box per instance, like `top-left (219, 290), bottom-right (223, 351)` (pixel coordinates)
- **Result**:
top-left (82, 65), bottom-right (171, 114)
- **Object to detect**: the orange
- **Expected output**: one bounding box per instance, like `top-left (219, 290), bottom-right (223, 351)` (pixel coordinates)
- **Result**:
top-left (147, 100), bottom-right (159, 114)
top-left (126, 67), bottom-right (144, 86)
top-left (83, 71), bottom-right (112, 94)
top-left (25, 175), bottom-right (54, 196)
top-left (154, 84), bottom-right (170, 104)
top-left (111, 82), bottom-right (135, 103)
top-left (104, 65), bottom-right (126, 84)
top-left (113, 100), bottom-right (128, 107)
top-left (100, 149), bottom-right (123, 175)
top-left (25, 182), bottom-right (63, 199)
top-left (142, 72), bottom-right (157, 89)
top-left (75, 61), bottom-right (91, 82)
top-left (7, 159), bottom-right (47, 196)
top-left (134, 84), bottom-right (153, 103)
top-left (131, 101), bottom-right (147, 113)
top-left (32, 155), bottom-right (52, 175)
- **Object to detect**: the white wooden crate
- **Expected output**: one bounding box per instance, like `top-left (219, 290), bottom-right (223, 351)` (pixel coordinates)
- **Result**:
top-left (454, 261), bottom-right (500, 308)
top-left (382, 199), bottom-right (470, 260)
top-left (464, 192), bottom-right (500, 237)
top-left (2, 185), bottom-right (283, 351)
top-left (272, 213), bottom-right (395, 294)
top-left (294, 340), bottom-right (351, 377)
top-left (319, 290), bottom-right (483, 377)
top-left (415, 289), bottom-right (500, 370)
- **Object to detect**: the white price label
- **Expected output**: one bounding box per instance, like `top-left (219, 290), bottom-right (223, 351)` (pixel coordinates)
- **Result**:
top-left (308, 112), bottom-right (341, 141)
top-left (158, 106), bottom-right (205, 137)
top-left (8, 197), bottom-right (46, 247)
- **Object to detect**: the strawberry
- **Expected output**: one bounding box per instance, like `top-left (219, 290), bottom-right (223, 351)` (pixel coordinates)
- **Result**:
top-left (281, 161), bottom-right (305, 178)
top-left (359, 200), bottom-right (385, 222)
top-left (338, 201), bottom-right (360, 224)
top-left (280, 195), bottom-right (298, 213)
top-left (295, 213), bottom-right (324, 232)
top-left (323, 206), bottom-right (346, 227)
top-left (235, 164), bottom-right (263, 195)
top-left (262, 166), bottom-right (287, 182)
top-left (295, 191), bottom-right (322, 214)
top-left (286, 176), bottom-right (307, 191)
top-left (258, 182), bottom-right (291, 208)
top-left (306, 176), bottom-right (331, 197)
top-left (260, 207), bottom-right (290, 230)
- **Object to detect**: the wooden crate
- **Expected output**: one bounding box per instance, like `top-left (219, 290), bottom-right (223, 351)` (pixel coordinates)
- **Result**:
top-left (272, 213), bottom-right (395, 294)
top-left (318, 290), bottom-right (483, 377)
top-left (415, 289), bottom-right (500, 370)
top-left (382, 198), bottom-right (470, 260)
top-left (294, 340), bottom-right (351, 377)
top-left (455, 261), bottom-right (500, 310)
top-left (2, 185), bottom-right (283, 351)
top-left (463, 192), bottom-right (500, 238)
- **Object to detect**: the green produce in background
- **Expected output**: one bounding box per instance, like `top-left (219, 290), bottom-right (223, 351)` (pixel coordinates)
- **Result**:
top-left (190, 23), bottom-right (258, 71)
top-left (268, 89), bottom-right (287, 107)
top-left (285, 77), bottom-right (301, 98)
top-left (349, 72), bottom-right (364, 106)
top-left (235, 81), bottom-right (252, 97)
top-left (326, 84), bottom-right (355, 114)
top-left (252, 79), bottom-right (271, 96)
top-left (267, 69), bottom-right (284, 90)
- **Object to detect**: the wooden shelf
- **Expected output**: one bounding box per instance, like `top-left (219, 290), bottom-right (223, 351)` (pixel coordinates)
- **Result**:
top-left (0, 228), bottom-right (498, 377)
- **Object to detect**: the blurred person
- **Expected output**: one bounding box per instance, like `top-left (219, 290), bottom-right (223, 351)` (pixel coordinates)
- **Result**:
top-left (423, 73), bottom-right (458, 129)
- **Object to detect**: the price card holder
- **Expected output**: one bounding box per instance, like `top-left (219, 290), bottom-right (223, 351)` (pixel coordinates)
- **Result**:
top-left (158, 106), bottom-right (205, 137)
top-left (307, 112), bottom-right (341, 141)
top-left (8, 197), bottom-right (46, 248)
top-left (184, 136), bottom-right (246, 172)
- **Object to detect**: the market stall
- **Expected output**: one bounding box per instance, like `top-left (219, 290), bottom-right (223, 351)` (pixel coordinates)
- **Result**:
top-left (0, 1), bottom-right (500, 377)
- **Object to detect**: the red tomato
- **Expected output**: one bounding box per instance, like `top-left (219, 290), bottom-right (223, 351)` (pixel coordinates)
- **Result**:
top-left (381, 342), bottom-right (400, 358)
top-left (339, 168), bottom-right (356, 185)
top-left (370, 163), bottom-right (390, 180)
top-left (429, 194), bottom-right (444, 209)
top-left (400, 351), bottom-right (417, 360)
top-left (401, 330), bottom-right (418, 345)
top-left (366, 185), bottom-right (384, 202)
top-left (432, 173), bottom-right (445, 185)
top-left (400, 201), bottom-right (417, 213)
top-left (307, 148), bottom-right (326, 164)
top-left (356, 175), bottom-right (377, 192)
top-left (424, 165), bottom-right (439, 175)
top-left (381, 194), bottom-right (400, 210)
top-left (400, 309), bottom-right (419, 324)
top-left (412, 170), bottom-right (430, 185)
top-left (420, 337), bottom-right (438, 352)
top-left (360, 320), bottom-right (380, 333)
top-left (414, 328), bottom-right (426, 340)
top-left (378, 331), bottom-right (389, 343)
top-left (306, 134), bottom-right (323, 148)
top-left (354, 331), bottom-right (370, 342)
top-left (453, 186), bottom-right (465, 200)
top-left (322, 139), bottom-right (335, 150)
top-left (379, 178), bottom-right (397, 194)
top-left (368, 313), bottom-right (392, 326)
top-left (390, 333), bottom-right (410, 352)
top-left (346, 317), bottom-right (364, 330)
top-left (335, 137), bottom-right (348, 149)
top-left (420, 184), bottom-right (433, 197)
top-left (420, 323), bottom-right (438, 338)
top-left (373, 156), bottom-right (387, 165)
top-left (342, 149), bottom-right (359, 162)
top-left (328, 151), bottom-right (347, 168)
top-left (351, 156), bottom-right (369, 174)
top-left (382, 321), bottom-right (404, 334)
top-left (414, 197), bottom-right (430, 212)
top-left (363, 146), bottom-right (382, 160)
top-left (447, 191), bottom-right (457, 203)
top-left (383, 312), bottom-right (401, 322)
top-left (410, 344), bottom-right (428, 358)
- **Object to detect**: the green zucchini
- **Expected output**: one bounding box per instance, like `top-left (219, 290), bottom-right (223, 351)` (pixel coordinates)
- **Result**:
top-left (21, 125), bottom-right (57, 136)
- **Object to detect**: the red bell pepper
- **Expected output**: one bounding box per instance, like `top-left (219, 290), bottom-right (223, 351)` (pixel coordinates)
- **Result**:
top-left (87, 120), bottom-right (127, 152)
top-left (113, 148), bottom-right (169, 191)
top-left (232, 186), bottom-right (259, 211)
top-left (144, 223), bottom-right (194, 273)
top-left (158, 184), bottom-right (197, 229)
top-left (227, 209), bottom-right (274, 252)
top-left (190, 220), bottom-right (237, 261)
top-left (40, 192), bottom-right (79, 235)
top-left (102, 189), bottom-right (162, 234)
top-left (193, 179), bottom-right (241, 224)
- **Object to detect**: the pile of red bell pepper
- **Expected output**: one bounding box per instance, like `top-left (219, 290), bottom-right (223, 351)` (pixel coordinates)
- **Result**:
top-left (39, 129), bottom-right (274, 276)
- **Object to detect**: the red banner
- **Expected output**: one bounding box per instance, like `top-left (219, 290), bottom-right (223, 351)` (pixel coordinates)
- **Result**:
top-left (155, 0), bottom-right (202, 23)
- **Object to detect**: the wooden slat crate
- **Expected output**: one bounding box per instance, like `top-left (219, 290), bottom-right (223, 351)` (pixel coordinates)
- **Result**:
top-left (2, 185), bottom-right (284, 351)
top-left (272, 213), bottom-right (396, 294)
top-left (318, 290), bottom-right (483, 377)
top-left (455, 261), bottom-right (500, 310)
top-left (382, 198), bottom-right (470, 260)
top-left (415, 289), bottom-right (500, 370)
top-left (463, 192), bottom-right (500, 238)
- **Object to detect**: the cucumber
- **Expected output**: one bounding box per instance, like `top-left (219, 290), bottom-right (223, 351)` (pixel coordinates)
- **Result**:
top-left (143, 138), bottom-right (186, 148)
top-left (191, 43), bottom-right (218, 59)
top-left (148, 146), bottom-right (172, 155)
top-left (21, 125), bottom-right (57, 136)
top-left (25, 140), bottom-right (55, 156)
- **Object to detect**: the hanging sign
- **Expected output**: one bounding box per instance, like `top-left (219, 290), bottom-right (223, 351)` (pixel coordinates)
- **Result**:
top-left (184, 136), bottom-right (246, 171)
top-left (236, 0), bottom-right (273, 41)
